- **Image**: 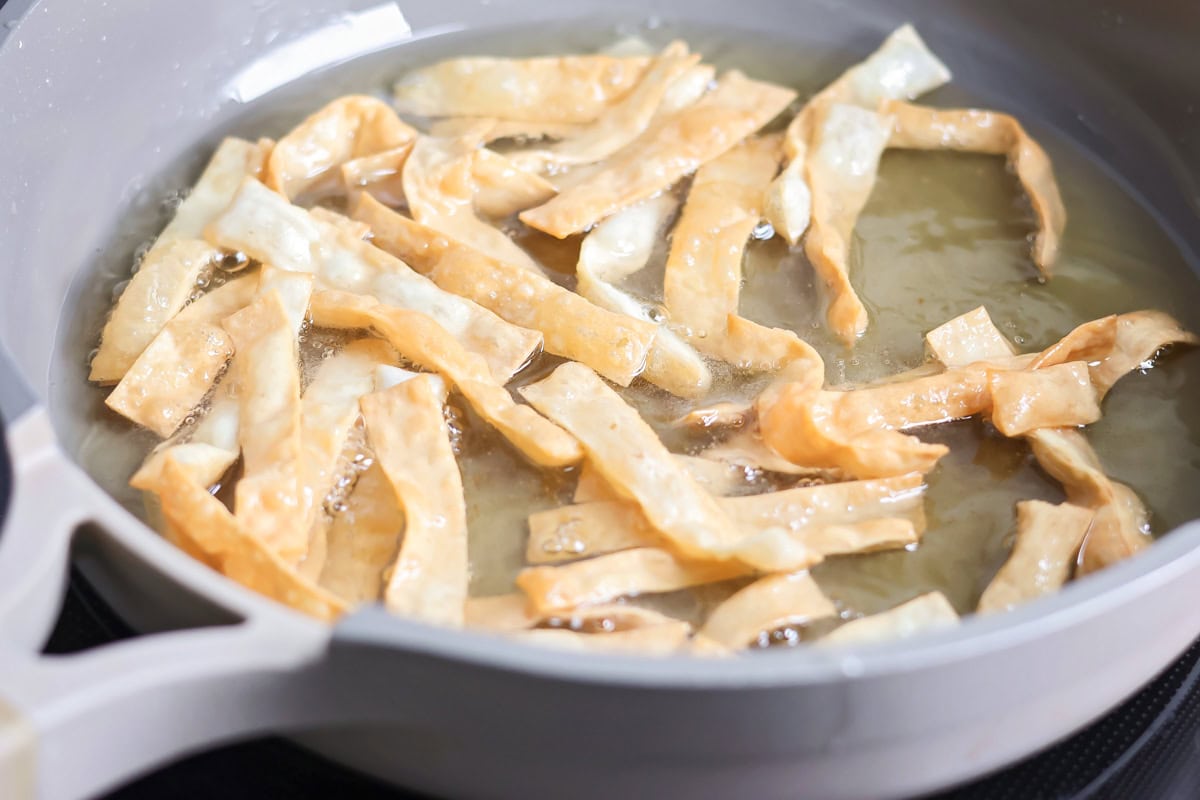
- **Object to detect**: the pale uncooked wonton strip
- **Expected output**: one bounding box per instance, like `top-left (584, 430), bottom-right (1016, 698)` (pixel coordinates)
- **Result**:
top-left (820, 591), bottom-right (959, 646)
top-left (576, 194), bottom-right (712, 397)
top-left (206, 178), bottom-right (541, 383)
top-left (309, 289), bottom-right (582, 468)
top-left (353, 194), bottom-right (658, 387)
top-left (149, 457), bottom-right (346, 621)
top-left (925, 305), bottom-right (1016, 367)
top-left (699, 572), bottom-right (837, 649)
top-left (766, 23), bottom-right (951, 244)
top-left (266, 95), bottom-right (418, 202)
top-left (977, 500), bottom-right (1095, 614)
top-left (519, 71), bottom-right (797, 238)
top-left (362, 376), bottom-right (468, 627)
top-left (508, 41), bottom-right (701, 173)
top-left (883, 99), bottom-right (1065, 273)
top-left (393, 54), bottom-right (652, 123)
top-left (91, 138), bottom-right (269, 382)
top-left (316, 461), bottom-right (404, 605)
top-left (402, 132), bottom-right (543, 273)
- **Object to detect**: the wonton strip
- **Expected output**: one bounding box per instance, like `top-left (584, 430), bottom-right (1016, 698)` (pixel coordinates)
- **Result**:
top-left (104, 321), bottom-right (233, 437)
top-left (340, 145), bottom-right (413, 208)
top-left (925, 306), bottom-right (1016, 367)
top-left (266, 95), bottom-right (418, 202)
top-left (465, 594), bottom-right (540, 631)
top-left (699, 572), bottom-right (837, 649)
top-left (516, 547), bottom-right (747, 614)
top-left (519, 71), bottom-right (796, 238)
top-left (91, 138), bottom-right (268, 382)
top-left (130, 380), bottom-right (243, 492)
top-left (576, 194), bottom-right (711, 397)
top-left (767, 24), bottom-right (951, 244)
top-left (151, 457), bottom-right (346, 621)
top-left (393, 54), bottom-right (652, 123)
top-left (402, 133), bottom-right (542, 272)
top-left (353, 194), bottom-right (657, 386)
top-left (988, 362), bottom-right (1100, 437)
top-left (464, 594), bottom-right (686, 634)
top-left (317, 461), bottom-right (404, 606)
top-left (309, 290), bottom-right (581, 468)
top-left (884, 99), bottom-right (1066, 273)
top-left (207, 178), bottom-right (541, 382)
top-left (471, 148), bottom-right (558, 218)
top-left (1091, 310), bottom-right (1199, 397)
top-left (509, 42), bottom-right (701, 173)
top-left (429, 117), bottom-right (588, 143)
top-left (518, 622), bottom-right (692, 655)
top-left (175, 273), bottom-right (259, 324)
top-left (977, 500), bottom-right (1094, 614)
top-left (820, 592), bottom-right (959, 646)
top-left (222, 292), bottom-right (307, 563)
top-left (804, 104), bottom-right (895, 344)
top-left (362, 377), bottom-right (468, 627)
top-left (572, 455), bottom-right (747, 504)
top-left (1027, 428), bottom-right (1150, 576)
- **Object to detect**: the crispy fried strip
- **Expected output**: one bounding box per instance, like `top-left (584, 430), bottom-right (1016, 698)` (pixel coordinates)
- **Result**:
top-left (362, 377), bottom-right (468, 626)
top-left (516, 547), bottom-right (747, 614)
top-left (1030, 316), bottom-right (1116, 371)
top-left (471, 148), bottom-right (558, 218)
top-left (266, 95), bottom-right (418, 202)
top-left (176, 273), bottom-right (259, 323)
top-left (977, 500), bottom-right (1095, 613)
top-left (576, 194), bottom-right (711, 397)
top-left (309, 289), bottom-right (581, 468)
top-left (767, 24), bottom-right (950, 244)
top-left (207, 178), bottom-right (541, 382)
top-left (150, 457), bottom-right (346, 621)
top-left (393, 54), bottom-right (652, 123)
top-left (1091, 310), bottom-right (1199, 397)
top-left (925, 306), bottom-right (1017, 367)
top-left (403, 132), bottom-right (543, 272)
top-left (1027, 428), bottom-right (1150, 576)
top-left (517, 622), bottom-right (693, 655)
top-left (520, 72), bottom-right (796, 238)
top-left (884, 99), bottom-right (1066, 273)
top-left (317, 461), bottom-right (404, 605)
top-left (820, 592), bottom-right (958, 646)
top-left (697, 429), bottom-right (828, 478)
top-left (700, 572), bottom-right (837, 649)
top-left (91, 138), bottom-right (269, 382)
top-left (572, 455), bottom-right (747, 504)
top-left (222, 291), bottom-right (307, 563)
top-left (340, 145), bottom-right (414, 208)
top-left (104, 321), bottom-right (234, 437)
top-left (988, 362), bottom-right (1100, 437)
top-left (509, 42), bottom-right (701, 173)
top-left (353, 194), bottom-right (657, 386)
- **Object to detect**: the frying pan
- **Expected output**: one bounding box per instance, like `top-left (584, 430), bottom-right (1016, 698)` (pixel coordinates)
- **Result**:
top-left (2, 1), bottom-right (1199, 798)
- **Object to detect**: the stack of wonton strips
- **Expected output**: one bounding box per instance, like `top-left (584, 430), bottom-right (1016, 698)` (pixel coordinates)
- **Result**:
top-left (92, 27), bottom-right (1195, 655)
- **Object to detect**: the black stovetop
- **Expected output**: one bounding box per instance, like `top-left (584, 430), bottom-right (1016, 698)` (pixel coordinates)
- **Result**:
top-left (38, 569), bottom-right (1199, 800)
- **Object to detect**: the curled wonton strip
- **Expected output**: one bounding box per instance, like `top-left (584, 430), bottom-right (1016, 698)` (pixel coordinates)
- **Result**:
top-left (518, 622), bottom-right (693, 655)
top-left (820, 592), bottom-right (958, 646)
top-left (767, 24), bottom-right (951, 244)
top-left (91, 138), bottom-right (270, 383)
top-left (576, 194), bottom-right (712, 398)
top-left (508, 42), bottom-right (701, 174)
top-left (362, 376), bottom-right (468, 627)
top-left (266, 95), bottom-right (418, 202)
top-left (393, 54), bottom-right (652, 123)
top-left (206, 178), bottom-right (542, 383)
top-left (340, 145), bottom-right (414, 208)
top-left (699, 572), bottom-right (837, 649)
top-left (977, 500), bottom-right (1095, 613)
top-left (519, 71), bottom-right (797, 238)
top-left (149, 457), bottom-right (346, 621)
top-left (317, 461), bottom-right (404, 605)
top-left (471, 148), bottom-right (558, 218)
top-left (309, 289), bottom-right (582, 468)
top-left (1027, 428), bottom-right (1150, 576)
top-left (987, 362), bottom-right (1100, 437)
top-left (883, 99), bottom-right (1066, 274)
top-left (925, 306), bottom-right (1016, 367)
top-left (353, 193), bottom-right (657, 387)
top-left (1090, 310), bottom-right (1199, 397)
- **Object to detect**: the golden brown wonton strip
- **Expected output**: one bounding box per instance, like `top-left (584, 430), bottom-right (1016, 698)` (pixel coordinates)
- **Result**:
top-left (1091, 310), bottom-right (1199, 397)
top-left (699, 572), bottom-right (837, 649)
top-left (820, 591), bottom-right (958, 646)
top-left (393, 54), bottom-right (652, 123)
top-left (428, 117), bottom-right (588, 143)
top-left (977, 500), bottom-right (1094, 614)
top-left (988, 362), bottom-right (1100, 437)
top-left (517, 622), bottom-right (693, 655)
top-left (316, 461), bottom-right (404, 605)
top-left (266, 95), bottom-right (418, 202)
top-left (471, 148), bottom-right (558, 218)
top-left (340, 145), bottom-right (414, 208)
top-left (572, 455), bottom-right (747, 504)
top-left (576, 194), bottom-right (711, 397)
top-left (90, 138), bottom-right (270, 383)
top-left (519, 71), bottom-right (796, 238)
top-left (309, 289), bottom-right (581, 468)
top-left (150, 457), bottom-right (346, 621)
top-left (883, 99), bottom-right (1066, 274)
top-left (206, 178), bottom-right (541, 382)
top-left (353, 194), bottom-right (658, 386)
top-left (362, 376), bottom-right (468, 626)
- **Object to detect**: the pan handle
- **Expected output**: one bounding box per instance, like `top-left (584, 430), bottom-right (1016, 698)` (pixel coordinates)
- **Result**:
top-left (0, 406), bottom-right (338, 800)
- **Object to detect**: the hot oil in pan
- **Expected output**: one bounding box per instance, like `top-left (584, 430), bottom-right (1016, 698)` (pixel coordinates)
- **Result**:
top-left (74, 21), bottom-right (1200, 634)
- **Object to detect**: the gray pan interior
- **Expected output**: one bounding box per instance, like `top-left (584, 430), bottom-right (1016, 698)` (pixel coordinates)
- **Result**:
top-left (1, 1), bottom-right (1200, 799)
